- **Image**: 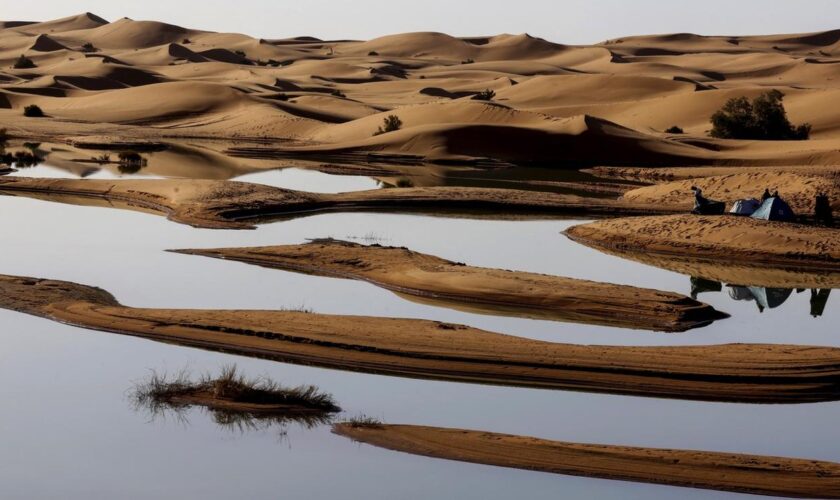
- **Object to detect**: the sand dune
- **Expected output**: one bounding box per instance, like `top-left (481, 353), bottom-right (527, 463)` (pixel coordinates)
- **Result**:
top-left (3, 13), bottom-right (840, 167)
top-left (3, 273), bottom-right (840, 403)
top-left (174, 239), bottom-right (725, 331)
top-left (334, 424), bottom-right (840, 499)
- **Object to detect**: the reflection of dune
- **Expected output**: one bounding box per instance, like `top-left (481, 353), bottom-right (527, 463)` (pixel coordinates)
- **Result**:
top-left (335, 424), bottom-right (840, 499)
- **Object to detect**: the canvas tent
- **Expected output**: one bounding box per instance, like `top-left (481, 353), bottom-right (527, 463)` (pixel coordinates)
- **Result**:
top-left (730, 198), bottom-right (761, 216)
top-left (751, 197), bottom-right (795, 222)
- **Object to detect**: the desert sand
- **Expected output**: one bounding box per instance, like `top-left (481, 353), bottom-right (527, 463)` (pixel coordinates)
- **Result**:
top-left (0, 176), bottom-right (673, 229)
top-left (566, 215), bottom-right (840, 271)
top-left (334, 424), bottom-right (840, 499)
top-left (3, 13), bottom-right (840, 170)
top-left (3, 273), bottom-right (840, 403)
top-left (175, 239), bottom-right (725, 331)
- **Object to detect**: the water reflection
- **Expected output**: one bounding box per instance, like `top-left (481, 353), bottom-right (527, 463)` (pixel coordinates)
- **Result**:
top-left (690, 276), bottom-right (833, 317)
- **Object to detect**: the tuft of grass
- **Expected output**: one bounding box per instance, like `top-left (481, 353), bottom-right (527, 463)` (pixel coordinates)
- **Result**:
top-left (343, 414), bottom-right (384, 429)
top-left (471, 89), bottom-right (496, 101)
top-left (131, 365), bottom-right (340, 431)
top-left (373, 114), bottom-right (403, 136)
top-left (23, 105), bottom-right (44, 118)
top-left (13, 55), bottom-right (36, 69)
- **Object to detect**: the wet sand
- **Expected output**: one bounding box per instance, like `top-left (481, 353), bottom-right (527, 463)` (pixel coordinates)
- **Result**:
top-left (3, 274), bottom-right (840, 403)
top-left (566, 215), bottom-right (840, 271)
top-left (175, 239), bottom-right (726, 332)
top-left (0, 176), bottom-right (673, 229)
top-left (334, 424), bottom-right (840, 499)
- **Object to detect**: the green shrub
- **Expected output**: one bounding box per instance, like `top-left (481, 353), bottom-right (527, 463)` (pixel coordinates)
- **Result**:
top-left (23, 105), bottom-right (44, 117)
top-left (13, 55), bottom-right (36, 69)
top-left (665, 125), bottom-right (684, 134)
top-left (472, 89), bottom-right (496, 101)
top-left (710, 90), bottom-right (810, 140)
top-left (374, 115), bottom-right (403, 136)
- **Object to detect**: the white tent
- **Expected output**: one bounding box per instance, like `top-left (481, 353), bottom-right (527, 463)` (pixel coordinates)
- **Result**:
top-left (730, 198), bottom-right (761, 216)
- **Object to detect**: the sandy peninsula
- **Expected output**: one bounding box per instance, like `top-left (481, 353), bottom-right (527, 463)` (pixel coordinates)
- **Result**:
top-left (175, 239), bottom-right (725, 331)
top-left (0, 176), bottom-right (673, 229)
top-left (3, 273), bottom-right (840, 403)
top-left (334, 424), bottom-right (840, 499)
top-left (566, 215), bottom-right (840, 271)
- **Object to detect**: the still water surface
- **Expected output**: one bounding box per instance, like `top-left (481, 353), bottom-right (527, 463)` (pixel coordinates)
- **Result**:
top-left (0, 167), bottom-right (836, 499)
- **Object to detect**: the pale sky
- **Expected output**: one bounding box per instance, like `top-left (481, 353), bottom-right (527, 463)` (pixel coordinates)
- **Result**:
top-left (4, 0), bottom-right (840, 44)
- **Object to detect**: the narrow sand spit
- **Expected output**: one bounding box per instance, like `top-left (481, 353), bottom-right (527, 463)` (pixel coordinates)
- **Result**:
top-left (3, 274), bottom-right (840, 403)
top-left (0, 177), bottom-right (672, 229)
top-left (175, 239), bottom-right (726, 332)
top-left (566, 215), bottom-right (840, 271)
top-left (333, 424), bottom-right (840, 499)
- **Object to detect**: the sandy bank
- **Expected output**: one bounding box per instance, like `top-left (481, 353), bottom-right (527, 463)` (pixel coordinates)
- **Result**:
top-left (0, 177), bottom-right (672, 229)
top-left (3, 274), bottom-right (840, 403)
top-left (175, 239), bottom-right (726, 332)
top-left (333, 424), bottom-right (840, 499)
top-left (566, 215), bottom-right (840, 271)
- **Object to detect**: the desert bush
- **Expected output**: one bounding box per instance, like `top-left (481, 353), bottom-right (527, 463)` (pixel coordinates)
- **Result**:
top-left (461, 58), bottom-right (475, 64)
top-left (80, 42), bottom-right (97, 53)
top-left (710, 90), bottom-right (810, 140)
top-left (331, 89), bottom-right (345, 98)
top-left (368, 51), bottom-right (379, 56)
top-left (395, 178), bottom-right (414, 188)
top-left (13, 55), bottom-right (36, 69)
top-left (0, 128), bottom-right (8, 142)
top-left (472, 89), bottom-right (496, 101)
top-left (374, 115), bottom-right (403, 136)
top-left (665, 125), bottom-right (684, 134)
top-left (182, 38), bottom-right (191, 44)
top-left (23, 105), bottom-right (44, 117)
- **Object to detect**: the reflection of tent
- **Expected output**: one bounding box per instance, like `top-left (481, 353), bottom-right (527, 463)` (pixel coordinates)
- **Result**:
top-left (730, 198), bottom-right (761, 216)
top-left (748, 286), bottom-right (793, 312)
top-left (728, 286), bottom-right (793, 312)
top-left (690, 277), bottom-right (722, 299)
top-left (751, 197), bottom-right (795, 222)
top-left (810, 289), bottom-right (832, 317)
top-left (728, 286), bottom-right (755, 301)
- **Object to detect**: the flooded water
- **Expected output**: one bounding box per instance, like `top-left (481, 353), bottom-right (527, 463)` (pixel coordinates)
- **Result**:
top-left (0, 156), bottom-right (837, 499)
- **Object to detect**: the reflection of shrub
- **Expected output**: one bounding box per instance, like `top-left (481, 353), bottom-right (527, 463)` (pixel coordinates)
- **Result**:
top-left (472, 89), bottom-right (496, 101)
top-left (374, 115), bottom-right (403, 136)
top-left (665, 125), bottom-right (684, 134)
top-left (13, 55), bottom-right (36, 69)
top-left (23, 105), bottom-right (44, 117)
top-left (710, 90), bottom-right (810, 140)
top-left (117, 151), bottom-right (146, 174)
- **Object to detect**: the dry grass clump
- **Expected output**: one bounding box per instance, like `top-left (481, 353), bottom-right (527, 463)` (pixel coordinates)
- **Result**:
top-left (343, 414), bottom-right (384, 429)
top-left (131, 365), bottom-right (340, 431)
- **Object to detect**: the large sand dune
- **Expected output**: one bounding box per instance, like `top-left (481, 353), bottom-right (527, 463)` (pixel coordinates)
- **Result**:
top-left (4, 14), bottom-right (840, 166)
